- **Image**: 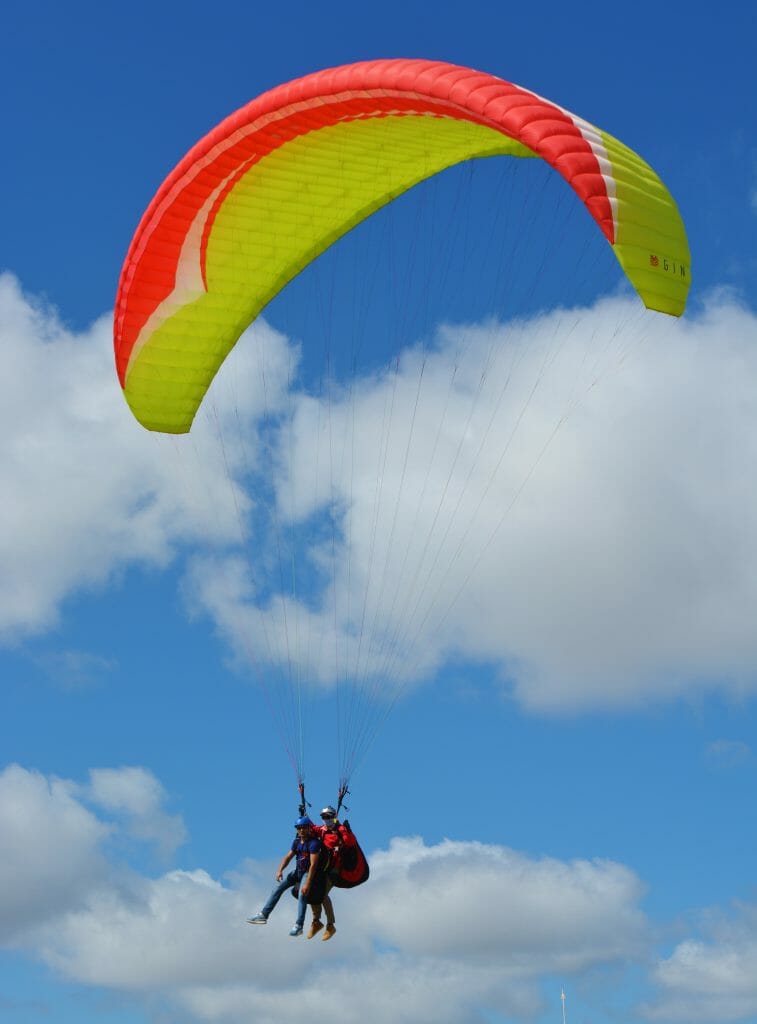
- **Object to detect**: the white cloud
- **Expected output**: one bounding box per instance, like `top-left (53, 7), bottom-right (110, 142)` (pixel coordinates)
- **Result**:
top-left (4, 272), bottom-right (757, 715)
top-left (39, 833), bottom-right (649, 995)
top-left (186, 293), bottom-right (757, 713)
top-left (85, 767), bottom-right (187, 859)
top-left (644, 903), bottom-right (757, 1021)
top-left (39, 868), bottom-right (255, 992)
top-left (0, 764), bottom-right (187, 946)
top-left (13, 761), bottom-right (757, 1024)
top-left (364, 836), bottom-right (648, 967)
top-left (0, 272), bottom-right (291, 641)
top-left (0, 764), bottom-right (109, 943)
top-left (0, 762), bottom-right (652, 1023)
top-left (177, 959), bottom-right (540, 1024)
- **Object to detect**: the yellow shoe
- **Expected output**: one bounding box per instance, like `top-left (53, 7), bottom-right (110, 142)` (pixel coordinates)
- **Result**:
top-left (307, 920), bottom-right (323, 939)
top-left (322, 924), bottom-right (336, 941)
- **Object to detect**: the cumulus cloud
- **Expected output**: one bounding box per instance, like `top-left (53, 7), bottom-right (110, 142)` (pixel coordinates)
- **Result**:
top-left (644, 903), bottom-right (757, 1022)
top-left (13, 762), bottom-right (757, 1024)
top-left (364, 836), bottom-right (648, 968)
top-left (3, 272), bottom-right (757, 715)
top-left (0, 272), bottom-right (291, 641)
top-left (177, 958), bottom-right (540, 1024)
top-left (185, 293), bottom-right (757, 713)
top-left (39, 868), bottom-right (253, 992)
top-left (0, 762), bottom-right (655, 1023)
top-left (84, 767), bottom-right (187, 859)
top-left (0, 764), bottom-right (109, 943)
top-left (39, 833), bottom-right (649, 1022)
top-left (0, 764), bottom-right (186, 946)
top-left (40, 833), bottom-right (650, 993)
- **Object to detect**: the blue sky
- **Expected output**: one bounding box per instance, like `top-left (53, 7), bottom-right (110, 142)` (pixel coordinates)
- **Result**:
top-left (2, 2), bottom-right (757, 1022)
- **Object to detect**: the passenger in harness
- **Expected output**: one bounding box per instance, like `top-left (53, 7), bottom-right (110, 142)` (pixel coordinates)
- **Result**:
top-left (317, 803), bottom-right (370, 888)
top-left (306, 805), bottom-right (346, 940)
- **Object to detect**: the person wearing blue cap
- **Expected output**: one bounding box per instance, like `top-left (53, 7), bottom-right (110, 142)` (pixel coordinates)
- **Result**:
top-left (247, 816), bottom-right (322, 936)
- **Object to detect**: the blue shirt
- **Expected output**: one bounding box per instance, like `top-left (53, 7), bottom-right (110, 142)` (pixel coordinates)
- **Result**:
top-left (291, 836), bottom-right (321, 877)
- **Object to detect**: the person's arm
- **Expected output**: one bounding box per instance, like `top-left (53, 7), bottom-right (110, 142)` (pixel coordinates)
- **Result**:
top-left (276, 849), bottom-right (295, 881)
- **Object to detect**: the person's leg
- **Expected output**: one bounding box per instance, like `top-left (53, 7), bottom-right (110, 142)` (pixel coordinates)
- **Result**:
top-left (321, 883), bottom-right (336, 939)
top-left (260, 871), bottom-right (295, 919)
top-left (322, 891), bottom-right (334, 926)
top-left (295, 885), bottom-right (308, 928)
top-left (307, 902), bottom-right (324, 938)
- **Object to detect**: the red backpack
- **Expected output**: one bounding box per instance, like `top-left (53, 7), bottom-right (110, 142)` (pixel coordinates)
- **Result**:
top-left (332, 828), bottom-right (370, 888)
top-left (317, 822), bottom-right (370, 888)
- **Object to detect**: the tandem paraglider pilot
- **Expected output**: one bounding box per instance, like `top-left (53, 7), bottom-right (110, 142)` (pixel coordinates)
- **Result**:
top-left (247, 816), bottom-right (321, 937)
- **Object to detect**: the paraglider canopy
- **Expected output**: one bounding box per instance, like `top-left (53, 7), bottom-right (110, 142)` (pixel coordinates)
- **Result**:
top-left (114, 58), bottom-right (690, 435)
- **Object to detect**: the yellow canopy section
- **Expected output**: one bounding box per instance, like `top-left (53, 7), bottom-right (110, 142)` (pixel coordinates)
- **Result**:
top-left (123, 115), bottom-right (533, 433)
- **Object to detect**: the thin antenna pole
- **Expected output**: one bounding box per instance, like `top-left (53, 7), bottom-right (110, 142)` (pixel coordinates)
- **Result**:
top-left (561, 989), bottom-right (567, 1024)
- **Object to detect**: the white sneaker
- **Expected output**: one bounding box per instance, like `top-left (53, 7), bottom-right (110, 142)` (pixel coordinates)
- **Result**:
top-left (289, 924), bottom-right (303, 936)
top-left (247, 913), bottom-right (267, 924)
